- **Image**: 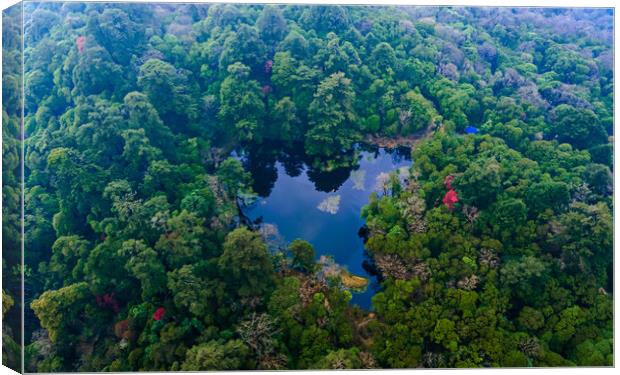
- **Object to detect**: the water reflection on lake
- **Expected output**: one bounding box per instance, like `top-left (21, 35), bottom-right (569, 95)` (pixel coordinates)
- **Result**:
top-left (240, 143), bottom-right (412, 309)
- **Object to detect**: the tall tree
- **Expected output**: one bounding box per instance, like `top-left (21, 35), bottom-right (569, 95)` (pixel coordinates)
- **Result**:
top-left (305, 72), bottom-right (359, 156)
top-left (218, 63), bottom-right (266, 142)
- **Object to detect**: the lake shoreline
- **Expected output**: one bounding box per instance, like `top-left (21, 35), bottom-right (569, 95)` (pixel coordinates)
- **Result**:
top-left (363, 125), bottom-right (435, 149)
top-left (242, 147), bottom-right (412, 309)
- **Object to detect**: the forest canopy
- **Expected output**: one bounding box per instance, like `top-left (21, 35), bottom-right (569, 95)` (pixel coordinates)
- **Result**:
top-left (1, 2), bottom-right (614, 371)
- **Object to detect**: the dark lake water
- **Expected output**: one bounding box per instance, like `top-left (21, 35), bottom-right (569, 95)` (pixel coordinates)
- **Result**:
top-left (240, 144), bottom-right (412, 309)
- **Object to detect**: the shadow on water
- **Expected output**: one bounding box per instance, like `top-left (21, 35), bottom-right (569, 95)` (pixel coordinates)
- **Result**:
top-left (236, 141), bottom-right (412, 309)
top-left (306, 166), bottom-right (355, 193)
top-left (239, 140), bottom-right (363, 196)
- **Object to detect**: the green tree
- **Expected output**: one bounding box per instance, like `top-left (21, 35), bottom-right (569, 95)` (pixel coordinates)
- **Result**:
top-left (216, 157), bottom-right (252, 198)
top-left (167, 264), bottom-right (211, 316)
top-left (123, 91), bottom-right (175, 153)
top-left (300, 5), bottom-right (350, 34)
top-left (181, 340), bottom-right (250, 370)
top-left (155, 210), bottom-right (206, 268)
top-left (45, 235), bottom-right (90, 288)
top-left (316, 348), bottom-right (362, 369)
top-left (431, 318), bottom-right (459, 351)
top-left (524, 180), bottom-right (570, 215)
top-left (400, 90), bottom-right (435, 134)
top-left (305, 72), bottom-right (359, 156)
top-left (288, 239), bottom-right (316, 273)
top-left (30, 282), bottom-right (92, 343)
top-left (454, 158), bottom-right (502, 209)
top-left (256, 6), bottom-right (288, 46)
top-left (271, 52), bottom-right (319, 118)
top-left (72, 45), bottom-right (122, 96)
top-left (550, 104), bottom-right (607, 149)
top-left (218, 63), bottom-right (266, 142)
top-left (278, 30), bottom-right (309, 59)
top-left (371, 42), bottom-right (397, 74)
top-left (272, 96), bottom-right (300, 141)
top-left (137, 59), bottom-right (197, 126)
top-left (218, 228), bottom-right (275, 300)
top-left (583, 163), bottom-right (612, 196)
top-left (87, 8), bottom-right (146, 65)
top-left (219, 24), bottom-right (266, 70)
top-left (119, 239), bottom-right (167, 300)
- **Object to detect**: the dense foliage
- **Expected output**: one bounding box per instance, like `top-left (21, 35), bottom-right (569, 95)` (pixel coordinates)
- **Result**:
top-left (3, 2), bottom-right (613, 370)
top-left (2, 4), bottom-right (24, 370)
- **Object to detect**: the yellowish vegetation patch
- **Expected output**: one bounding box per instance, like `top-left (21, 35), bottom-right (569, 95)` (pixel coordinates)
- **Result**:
top-left (340, 271), bottom-right (369, 290)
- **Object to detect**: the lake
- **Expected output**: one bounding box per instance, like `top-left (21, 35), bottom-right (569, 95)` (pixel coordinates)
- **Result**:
top-left (239, 144), bottom-right (412, 309)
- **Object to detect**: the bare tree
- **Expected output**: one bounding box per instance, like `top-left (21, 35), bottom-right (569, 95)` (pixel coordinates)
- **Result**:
top-left (236, 313), bottom-right (287, 369)
top-left (462, 205), bottom-right (479, 224)
top-left (519, 337), bottom-right (542, 359)
top-left (399, 109), bottom-right (412, 131)
top-left (478, 248), bottom-right (500, 268)
top-left (359, 351), bottom-right (378, 368)
top-left (457, 274), bottom-right (479, 290)
top-left (375, 253), bottom-right (411, 280)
